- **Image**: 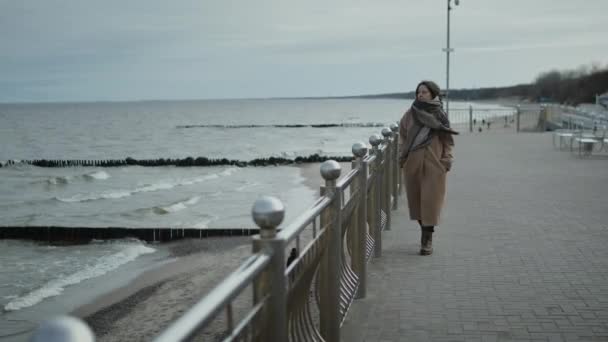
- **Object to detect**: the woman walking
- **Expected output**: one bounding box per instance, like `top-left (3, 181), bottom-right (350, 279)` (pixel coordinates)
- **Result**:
top-left (399, 81), bottom-right (457, 255)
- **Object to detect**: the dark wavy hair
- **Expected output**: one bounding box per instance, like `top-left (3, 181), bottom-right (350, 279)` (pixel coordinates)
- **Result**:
top-left (415, 80), bottom-right (441, 100)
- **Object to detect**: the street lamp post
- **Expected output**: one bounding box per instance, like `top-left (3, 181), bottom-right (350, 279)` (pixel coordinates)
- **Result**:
top-left (443, 0), bottom-right (459, 117)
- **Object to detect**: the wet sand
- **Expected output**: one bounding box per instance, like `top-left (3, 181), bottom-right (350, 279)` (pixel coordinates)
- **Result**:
top-left (74, 237), bottom-right (251, 341)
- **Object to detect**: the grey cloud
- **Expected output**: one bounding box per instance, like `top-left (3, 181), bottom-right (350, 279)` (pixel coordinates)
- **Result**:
top-left (1, 0), bottom-right (607, 102)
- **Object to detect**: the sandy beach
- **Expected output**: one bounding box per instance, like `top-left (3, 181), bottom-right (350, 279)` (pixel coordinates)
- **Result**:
top-left (74, 237), bottom-right (251, 341)
top-left (68, 162), bottom-right (352, 341)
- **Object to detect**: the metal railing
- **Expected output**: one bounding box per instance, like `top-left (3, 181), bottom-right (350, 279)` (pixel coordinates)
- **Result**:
top-left (30, 124), bottom-right (402, 342)
top-left (448, 105), bottom-right (544, 133)
top-left (545, 104), bottom-right (608, 132)
top-left (447, 105), bottom-right (517, 132)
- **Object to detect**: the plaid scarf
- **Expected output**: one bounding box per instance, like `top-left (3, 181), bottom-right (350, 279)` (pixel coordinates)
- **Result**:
top-left (402, 99), bottom-right (458, 159)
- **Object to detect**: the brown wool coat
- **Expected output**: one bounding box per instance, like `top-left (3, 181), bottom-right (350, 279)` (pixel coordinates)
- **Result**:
top-left (399, 109), bottom-right (454, 226)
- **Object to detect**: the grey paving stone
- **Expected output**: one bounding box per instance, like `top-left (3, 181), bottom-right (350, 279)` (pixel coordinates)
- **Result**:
top-left (341, 132), bottom-right (608, 342)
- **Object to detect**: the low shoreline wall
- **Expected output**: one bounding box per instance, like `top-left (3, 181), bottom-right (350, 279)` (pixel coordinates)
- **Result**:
top-left (0, 226), bottom-right (260, 244)
top-left (0, 154), bottom-right (353, 168)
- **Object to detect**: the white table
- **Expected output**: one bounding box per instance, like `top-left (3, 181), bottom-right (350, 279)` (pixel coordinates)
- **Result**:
top-left (575, 137), bottom-right (600, 156)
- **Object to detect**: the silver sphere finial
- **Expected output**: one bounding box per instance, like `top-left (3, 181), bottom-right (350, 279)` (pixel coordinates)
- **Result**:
top-left (369, 134), bottom-right (382, 147)
top-left (381, 128), bottom-right (392, 138)
top-left (30, 316), bottom-right (95, 342)
top-left (252, 196), bottom-right (285, 230)
top-left (320, 160), bottom-right (341, 181)
top-left (390, 123), bottom-right (398, 132)
top-left (351, 142), bottom-right (368, 158)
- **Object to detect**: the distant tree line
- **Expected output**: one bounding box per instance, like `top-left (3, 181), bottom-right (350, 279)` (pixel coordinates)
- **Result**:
top-left (351, 64), bottom-right (608, 105)
top-left (527, 64), bottom-right (608, 104)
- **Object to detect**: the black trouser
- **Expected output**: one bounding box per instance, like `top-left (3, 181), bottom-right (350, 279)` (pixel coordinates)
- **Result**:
top-left (418, 220), bottom-right (435, 233)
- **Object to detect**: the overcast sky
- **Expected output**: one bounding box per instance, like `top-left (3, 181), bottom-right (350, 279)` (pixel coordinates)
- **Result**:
top-left (1, 0), bottom-right (607, 103)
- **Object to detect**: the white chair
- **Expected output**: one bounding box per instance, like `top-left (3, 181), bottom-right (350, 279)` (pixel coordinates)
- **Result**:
top-left (575, 137), bottom-right (599, 156)
top-left (571, 129), bottom-right (605, 157)
top-left (553, 131), bottom-right (574, 150)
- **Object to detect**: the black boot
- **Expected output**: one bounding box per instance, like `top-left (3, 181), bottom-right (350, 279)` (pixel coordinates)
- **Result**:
top-left (420, 227), bottom-right (434, 255)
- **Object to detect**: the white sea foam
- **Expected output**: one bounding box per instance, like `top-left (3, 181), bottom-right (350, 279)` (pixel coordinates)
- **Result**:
top-left (183, 196), bottom-right (201, 206)
top-left (46, 176), bottom-right (71, 185)
top-left (219, 167), bottom-right (239, 177)
top-left (83, 170), bottom-right (110, 180)
top-left (54, 168), bottom-right (237, 203)
top-left (156, 196), bottom-right (201, 214)
top-left (153, 203), bottom-right (187, 214)
top-left (235, 182), bottom-right (259, 191)
top-left (280, 151), bottom-right (296, 158)
top-left (191, 217), bottom-right (215, 229)
top-left (179, 173), bottom-right (219, 186)
top-left (3, 243), bottom-right (156, 312)
top-left (132, 196), bottom-right (202, 216)
top-left (43, 170), bottom-right (110, 186)
top-left (55, 190), bottom-right (132, 203)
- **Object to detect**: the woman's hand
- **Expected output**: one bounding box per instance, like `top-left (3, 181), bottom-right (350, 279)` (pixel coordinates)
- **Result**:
top-left (440, 158), bottom-right (452, 172)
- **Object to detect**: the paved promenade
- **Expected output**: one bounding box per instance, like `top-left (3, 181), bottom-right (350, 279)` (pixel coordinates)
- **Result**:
top-left (341, 131), bottom-right (608, 342)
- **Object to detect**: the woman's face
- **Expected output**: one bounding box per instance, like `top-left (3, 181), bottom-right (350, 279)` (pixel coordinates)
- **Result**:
top-left (416, 85), bottom-right (433, 101)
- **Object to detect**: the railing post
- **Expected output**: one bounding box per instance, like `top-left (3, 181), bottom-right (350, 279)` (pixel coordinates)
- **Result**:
top-left (396, 120), bottom-right (405, 198)
top-left (469, 105), bottom-right (473, 132)
top-left (369, 134), bottom-right (383, 258)
top-left (540, 105), bottom-right (548, 132)
top-left (516, 105), bottom-right (521, 132)
top-left (351, 142), bottom-right (368, 299)
top-left (390, 123), bottom-right (399, 211)
top-left (381, 128), bottom-right (392, 231)
top-left (30, 316), bottom-right (95, 342)
top-left (319, 160), bottom-right (342, 342)
top-left (251, 197), bottom-right (287, 342)
top-left (366, 141), bottom-right (376, 258)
